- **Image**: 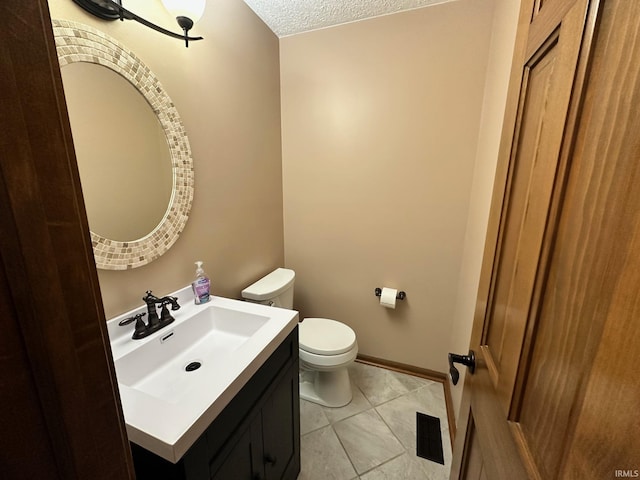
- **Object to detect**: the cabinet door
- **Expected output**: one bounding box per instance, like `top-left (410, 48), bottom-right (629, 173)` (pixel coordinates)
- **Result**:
top-left (210, 420), bottom-right (264, 480)
top-left (261, 363), bottom-right (300, 480)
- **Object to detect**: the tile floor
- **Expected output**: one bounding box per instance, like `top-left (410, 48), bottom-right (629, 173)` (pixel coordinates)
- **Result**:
top-left (298, 361), bottom-right (452, 480)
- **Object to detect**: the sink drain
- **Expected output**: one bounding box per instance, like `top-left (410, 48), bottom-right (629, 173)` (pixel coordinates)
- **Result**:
top-left (185, 361), bottom-right (202, 372)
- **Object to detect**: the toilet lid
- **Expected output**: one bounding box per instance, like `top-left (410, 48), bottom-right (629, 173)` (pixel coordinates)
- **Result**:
top-left (299, 318), bottom-right (356, 355)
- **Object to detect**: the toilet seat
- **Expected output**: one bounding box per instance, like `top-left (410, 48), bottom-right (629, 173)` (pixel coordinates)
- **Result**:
top-left (299, 344), bottom-right (358, 369)
top-left (299, 318), bottom-right (356, 355)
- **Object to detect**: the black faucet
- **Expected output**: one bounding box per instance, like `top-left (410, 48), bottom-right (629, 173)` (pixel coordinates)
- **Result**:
top-left (128, 291), bottom-right (180, 339)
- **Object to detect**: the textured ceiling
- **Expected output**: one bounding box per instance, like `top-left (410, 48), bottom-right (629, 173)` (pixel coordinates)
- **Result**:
top-left (242, 0), bottom-right (458, 37)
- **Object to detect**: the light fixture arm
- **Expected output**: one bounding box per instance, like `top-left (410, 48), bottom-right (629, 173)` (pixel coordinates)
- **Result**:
top-left (72, 0), bottom-right (203, 47)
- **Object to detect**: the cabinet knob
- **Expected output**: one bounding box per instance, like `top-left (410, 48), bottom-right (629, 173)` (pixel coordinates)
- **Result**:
top-left (264, 453), bottom-right (278, 465)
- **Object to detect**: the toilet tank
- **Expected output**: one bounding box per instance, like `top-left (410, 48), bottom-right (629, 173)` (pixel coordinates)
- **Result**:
top-left (241, 268), bottom-right (295, 309)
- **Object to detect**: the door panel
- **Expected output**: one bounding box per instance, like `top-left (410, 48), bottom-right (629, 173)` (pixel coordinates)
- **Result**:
top-left (210, 422), bottom-right (263, 480)
top-left (478, 0), bottom-right (588, 449)
top-left (483, 29), bottom-right (568, 414)
top-left (451, 0), bottom-right (592, 478)
top-left (453, 0), bottom-right (640, 478)
top-left (261, 364), bottom-right (300, 480)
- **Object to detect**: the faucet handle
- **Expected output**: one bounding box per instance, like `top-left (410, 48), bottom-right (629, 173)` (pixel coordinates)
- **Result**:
top-left (132, 313), bottom-right (147, 336)
top-left (167, 296), bottom-right (180, 311)
top-left (160, 300), bottom-right (177, 324)
top-left (119, 315), bottom-right (137, 326)
top-left (159, 299), bottom-right (178, 323)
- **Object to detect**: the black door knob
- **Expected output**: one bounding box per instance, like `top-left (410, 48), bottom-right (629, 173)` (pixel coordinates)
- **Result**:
top-left (448, 350), bottom-right (476, 386)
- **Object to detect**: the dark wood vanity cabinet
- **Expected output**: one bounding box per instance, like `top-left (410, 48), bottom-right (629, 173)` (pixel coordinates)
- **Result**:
top-left (208, 361), bottom-right (299, 480)
top-left (131, 327), bottom-right (300, 480)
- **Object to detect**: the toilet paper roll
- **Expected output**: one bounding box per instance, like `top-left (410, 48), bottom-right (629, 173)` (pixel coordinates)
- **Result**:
top-left (380, 287), bottom-right (398, 309)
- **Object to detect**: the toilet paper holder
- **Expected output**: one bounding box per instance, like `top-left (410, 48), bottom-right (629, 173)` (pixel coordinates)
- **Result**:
top-left (374, 288), bottom-right (406, 300)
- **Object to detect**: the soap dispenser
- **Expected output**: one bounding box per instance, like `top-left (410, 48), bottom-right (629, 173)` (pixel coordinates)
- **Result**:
top-left (192, 261), bottom-right (211, 304)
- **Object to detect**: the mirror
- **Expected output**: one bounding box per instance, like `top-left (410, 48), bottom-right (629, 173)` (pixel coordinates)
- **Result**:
top-left (53, 19), bottom-right (194, 270)
top-left (61, 62), bottom-right (173, 242)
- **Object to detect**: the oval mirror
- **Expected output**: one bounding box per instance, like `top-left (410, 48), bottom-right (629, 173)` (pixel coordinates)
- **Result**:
top-left (53, 19), bottom-right (194, 270)
top-left (61, 62), bottom-right (173, 242)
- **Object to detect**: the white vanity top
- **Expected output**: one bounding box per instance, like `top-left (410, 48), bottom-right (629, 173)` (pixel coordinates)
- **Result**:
top-left (107, 287), bottom-right (299, 463)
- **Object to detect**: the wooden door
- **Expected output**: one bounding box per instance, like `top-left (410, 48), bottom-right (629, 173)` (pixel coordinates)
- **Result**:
top-left (451, 0), bottom-right (640, 478)
top-left (0, 0), bottom-right (134, 478)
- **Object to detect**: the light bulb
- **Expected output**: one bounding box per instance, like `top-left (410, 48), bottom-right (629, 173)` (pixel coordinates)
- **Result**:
top-left (161, 0), bottom-right (206, 24)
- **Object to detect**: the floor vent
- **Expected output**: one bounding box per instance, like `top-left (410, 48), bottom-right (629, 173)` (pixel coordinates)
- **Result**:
top-left (416, 412), bottom-right (444, 465)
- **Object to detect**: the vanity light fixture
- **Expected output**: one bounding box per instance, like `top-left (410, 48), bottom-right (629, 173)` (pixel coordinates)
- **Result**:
top-left (72, 0), bottom-right (205, 47)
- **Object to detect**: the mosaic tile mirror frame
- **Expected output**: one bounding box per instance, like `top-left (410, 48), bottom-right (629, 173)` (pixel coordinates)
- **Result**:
top-left (53, 19), bottom-right (194, 270)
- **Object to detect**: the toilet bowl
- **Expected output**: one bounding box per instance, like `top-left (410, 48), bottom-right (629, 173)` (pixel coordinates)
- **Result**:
top-left (241, 268), bottom-right (358, 407)
top-left (299, 318), bottom-right (358, 407)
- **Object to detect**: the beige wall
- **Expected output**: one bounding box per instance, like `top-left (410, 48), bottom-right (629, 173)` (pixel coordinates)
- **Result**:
top-left (281, 0), bottom-right (495, 373)
top-left (448, 0), bottom-right (521, 421)
top-left (49, 1), bottom-right (521, 418)
top-left (48, 0), bottom-right (284, 318)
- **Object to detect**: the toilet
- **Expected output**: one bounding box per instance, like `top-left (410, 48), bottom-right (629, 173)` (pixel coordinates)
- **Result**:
top-left (241, 268), bottom-right (358, 407)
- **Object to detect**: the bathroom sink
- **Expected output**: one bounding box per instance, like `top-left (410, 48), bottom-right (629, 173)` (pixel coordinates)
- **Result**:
top-left (107, 288), bottom-right (299, 463)
top-left (115, 306), bottom-right (269, 403)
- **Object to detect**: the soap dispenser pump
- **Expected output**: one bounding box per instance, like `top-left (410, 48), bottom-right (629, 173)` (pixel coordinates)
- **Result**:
top-left (192, 260), bottom-right (211, 304)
